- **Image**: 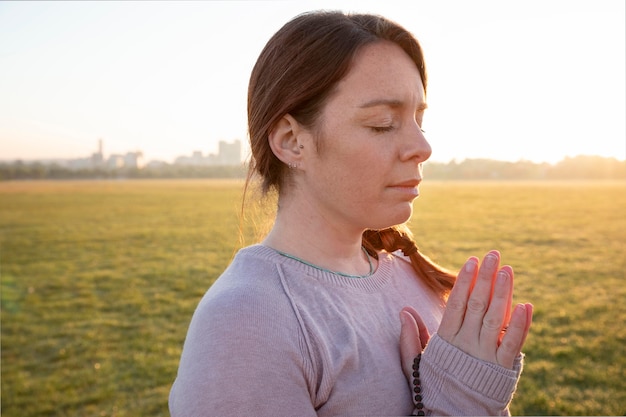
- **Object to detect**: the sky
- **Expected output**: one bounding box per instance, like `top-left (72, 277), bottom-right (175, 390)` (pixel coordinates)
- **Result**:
top-left (0, 0), bottom-right (624, 164)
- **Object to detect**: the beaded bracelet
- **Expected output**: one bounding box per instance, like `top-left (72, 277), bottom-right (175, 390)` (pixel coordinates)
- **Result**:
top-left (411, 353), bottom-right (425, 416)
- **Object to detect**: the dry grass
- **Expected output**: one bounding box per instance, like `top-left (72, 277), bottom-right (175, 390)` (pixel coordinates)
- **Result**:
top-left (1, 179), bottom-right (624, 416)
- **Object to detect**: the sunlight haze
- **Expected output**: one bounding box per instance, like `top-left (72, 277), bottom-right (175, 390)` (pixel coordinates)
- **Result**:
top-left (0, 0), bottom-right (624, 164)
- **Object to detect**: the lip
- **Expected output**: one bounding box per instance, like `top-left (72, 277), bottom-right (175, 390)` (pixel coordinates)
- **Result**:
top-left (388, 179), bottom-right (422, 196)
top-left (391, 179), bottom-right (421, 188)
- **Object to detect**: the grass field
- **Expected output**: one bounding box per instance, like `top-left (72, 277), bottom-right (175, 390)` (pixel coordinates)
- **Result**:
top-left (1, 179), bottom-right (625, 416)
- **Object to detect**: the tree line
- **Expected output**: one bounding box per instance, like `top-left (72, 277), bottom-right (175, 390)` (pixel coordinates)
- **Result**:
top-left (1, 155), bottom-right (624, 181)
top-left (423, 155), bottom-right (626, 180)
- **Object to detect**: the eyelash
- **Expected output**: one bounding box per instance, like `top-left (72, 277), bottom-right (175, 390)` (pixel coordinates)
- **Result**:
top-left (371, 126), bottom-right (395, 133)
top-left (369, 126), bottom-right (426, 133)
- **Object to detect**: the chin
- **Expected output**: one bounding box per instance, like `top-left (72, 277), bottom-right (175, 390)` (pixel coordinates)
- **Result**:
top-left (368, 205), bottom-right (413, 230)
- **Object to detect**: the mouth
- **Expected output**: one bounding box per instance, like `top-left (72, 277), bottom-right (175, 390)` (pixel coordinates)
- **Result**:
top-left (388, 179), bottom-right (422, 196)
top-left (392, 179), bottom-right (421, 188)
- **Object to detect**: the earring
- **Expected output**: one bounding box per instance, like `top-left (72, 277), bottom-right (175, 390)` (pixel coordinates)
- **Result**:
top-left (288, 162), bottom-right (297, 169)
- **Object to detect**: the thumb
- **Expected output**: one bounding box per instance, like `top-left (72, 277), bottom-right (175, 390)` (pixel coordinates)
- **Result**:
top-left (399, 308), bottom-right (426, 380)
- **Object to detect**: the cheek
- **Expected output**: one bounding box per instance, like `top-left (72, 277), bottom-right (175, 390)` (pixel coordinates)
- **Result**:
top-left (314, 125), bottom-right (389, 191)
top-left (342, 158), bottom-right (381, 187)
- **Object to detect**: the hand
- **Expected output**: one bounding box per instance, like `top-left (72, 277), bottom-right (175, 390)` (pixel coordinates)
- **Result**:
top-left (399, 251), bottom-right (533, 378)
top-left (399, 306), bottom-right (430, 379)
top-left (438, 250), bottom-right (533, 369)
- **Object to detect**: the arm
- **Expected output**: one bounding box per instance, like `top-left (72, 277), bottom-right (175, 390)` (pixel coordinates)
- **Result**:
top-left (417, 334), bottom-right (524, 416)
top-left (400, 251), bottom-right (533, 416)
top-left (169, 289), bottom-right (317, 417)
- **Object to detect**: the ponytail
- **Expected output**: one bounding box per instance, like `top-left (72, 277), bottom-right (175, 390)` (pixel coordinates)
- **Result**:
top-left (362, 226), bottom-right (456, 299)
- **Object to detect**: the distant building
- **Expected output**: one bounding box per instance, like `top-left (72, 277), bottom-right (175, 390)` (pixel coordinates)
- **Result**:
top-left (16, 138), bottom-right (242, 171)
top-left (91, 138), bottom-right (104, 167)
top-left (174, 140), bottom-right (242, 166)
top-left (107, 154), bottom-right (124, 169)
top-left (218, 140), bottom-right (241, 165)
top-left (124, 151), bottom-right (144, 169)
top-left (57, 140), bottom-right (144, 171)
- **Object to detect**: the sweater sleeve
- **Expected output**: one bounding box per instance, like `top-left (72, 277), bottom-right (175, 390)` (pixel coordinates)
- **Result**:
top-left (417, 334), bottom-right (524, 416)
top-left (169, 285), bottom-right (317, 417)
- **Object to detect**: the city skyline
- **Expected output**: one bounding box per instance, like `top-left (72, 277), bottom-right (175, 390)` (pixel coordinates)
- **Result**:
top-left (1, 138), bottom-right (244, 169)
top-left (1, 1), bottom-right (624, 164)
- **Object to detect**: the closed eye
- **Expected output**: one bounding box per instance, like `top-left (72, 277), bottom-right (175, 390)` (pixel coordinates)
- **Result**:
top-left (370, 125), bottom-right (395, 133)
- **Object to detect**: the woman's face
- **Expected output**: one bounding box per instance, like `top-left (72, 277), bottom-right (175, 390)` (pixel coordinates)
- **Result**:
top-left (298, 40), bottom-right (432, 232)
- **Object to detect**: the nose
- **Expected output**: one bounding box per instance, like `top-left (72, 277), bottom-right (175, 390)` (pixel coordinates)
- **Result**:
top-left (400, 123), bottom-right (432, 163)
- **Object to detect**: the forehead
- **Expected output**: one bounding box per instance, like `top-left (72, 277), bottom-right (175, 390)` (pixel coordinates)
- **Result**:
top-left (331, 40), bottom-right (424, 107)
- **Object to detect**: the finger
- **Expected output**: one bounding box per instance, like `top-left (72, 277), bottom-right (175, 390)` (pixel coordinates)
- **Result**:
top-left (518, 303), bottom-right (533, 348)
top-left (501, 265), bottom-right (514, 323)
top-left (479, 268), bottom-right (513, 356)
top-left (438, 257), bottom-right (478, 341)
top-left (459, 251), bottom-right (500, 336)
top-left (403, 306), bottom-right (430, 349)
top-left (399, 309), bottom-right (422, 379)
top-left (496, 266), bottom-right (514, 346)
top-left (496, 303), bottom-right (529, 368)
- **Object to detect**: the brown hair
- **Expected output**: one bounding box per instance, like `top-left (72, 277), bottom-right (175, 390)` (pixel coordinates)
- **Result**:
top-left (245, 10), bottom-right (456, 297)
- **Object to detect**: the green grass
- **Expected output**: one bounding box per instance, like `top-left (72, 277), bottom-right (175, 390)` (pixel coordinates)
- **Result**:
top-left (1, 179), bottom-right (625, 416)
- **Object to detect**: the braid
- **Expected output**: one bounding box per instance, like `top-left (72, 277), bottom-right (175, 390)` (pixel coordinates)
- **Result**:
top-left (362, 226), bottom-right (456, 299)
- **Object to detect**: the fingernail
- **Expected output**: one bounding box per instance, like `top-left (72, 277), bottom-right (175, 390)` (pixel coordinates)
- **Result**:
top-left (497, 270), bottom-right (509, 282)
top-left (484, 254), bottom-right (498, 268)
top-left (513, 303), bottom-right (526, 318)
top-left (400, 311), bottom-right (407, 326)
top-left (465, 258), bottom-right (477, 273)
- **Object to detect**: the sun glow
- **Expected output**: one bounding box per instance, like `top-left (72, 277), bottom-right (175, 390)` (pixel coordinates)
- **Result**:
top-left (0, 0), bottom-right (623, 164)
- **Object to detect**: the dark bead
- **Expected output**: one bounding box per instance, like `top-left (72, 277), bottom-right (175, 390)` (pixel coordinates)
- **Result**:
top-left (412, 371), bottom-right (419, 378)
top-left (416, 403), bottom-right (424, 409)
top-left (412, 362), bottom-right (419, 370)
top-left (414, 386), bottom-right (422, 393)
top-left (417, 410), bottom-right (425, 416)
top-left (415, 395), bottom-right (423, 402)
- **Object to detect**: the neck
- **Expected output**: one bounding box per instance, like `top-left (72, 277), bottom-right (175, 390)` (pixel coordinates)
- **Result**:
top-left (263, 193), bottom-right (374, 277)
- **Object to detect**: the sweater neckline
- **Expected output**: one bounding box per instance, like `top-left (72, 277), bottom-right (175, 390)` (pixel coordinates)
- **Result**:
top-left (247, 244), bottom-right (394, 292)
top-left (273, 245), bottom-right (375, 279)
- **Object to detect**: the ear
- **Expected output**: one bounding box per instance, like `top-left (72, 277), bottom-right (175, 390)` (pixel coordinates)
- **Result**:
top-left (268, 114), bottom-right (305, 167)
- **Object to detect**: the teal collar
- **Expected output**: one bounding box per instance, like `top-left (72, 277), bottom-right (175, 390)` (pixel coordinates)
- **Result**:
top-left (275, 246), bottom-right (374, 279)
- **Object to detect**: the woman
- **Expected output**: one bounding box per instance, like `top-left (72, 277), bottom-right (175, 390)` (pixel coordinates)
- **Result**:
top-left (170, 11), bottom-right (532, 416)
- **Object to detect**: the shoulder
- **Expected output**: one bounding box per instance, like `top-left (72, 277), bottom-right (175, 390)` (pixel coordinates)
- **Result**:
top-left (195, 245), bottom-right (296, 322)
top-left (180, 245), bottom-right (310, 370)
top-left (171, 246), bottom-right (317, 416)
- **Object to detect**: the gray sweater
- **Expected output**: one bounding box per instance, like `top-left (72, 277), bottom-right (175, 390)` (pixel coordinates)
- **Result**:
top-left (170, 245), bottom-right (523, 416)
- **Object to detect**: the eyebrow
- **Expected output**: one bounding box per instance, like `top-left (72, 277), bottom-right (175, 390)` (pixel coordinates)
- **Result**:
top-left (358, 98), bottom-right (428, 111)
